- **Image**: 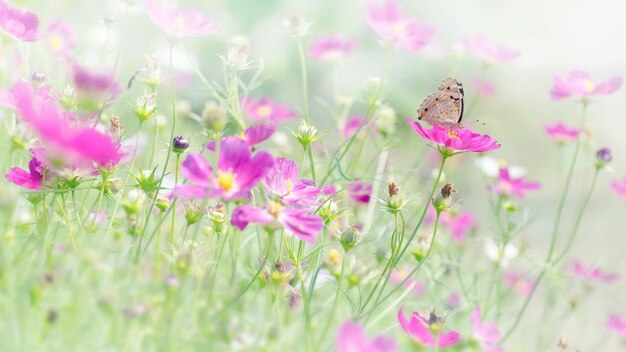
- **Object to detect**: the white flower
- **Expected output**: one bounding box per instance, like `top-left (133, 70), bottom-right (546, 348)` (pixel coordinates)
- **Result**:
top-left (485, 238), bottom-right (518, 267)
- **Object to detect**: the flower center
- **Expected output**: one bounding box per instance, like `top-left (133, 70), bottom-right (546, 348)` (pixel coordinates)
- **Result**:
top-left (217, 169), bottom-right (235, 191)
top-left (447, 129), bottom-right (460, 140)
top-left (174, 15), bottom-right (185, 31)
top-left (583, 79), bottom-right (595, 93)
top-left (500, 181), bottom-right (512, 194)
top-left (285, 179), bottom-right (294, 195)
top-left (256, 104), bottom-right (273, 118)
top-left (50, 36), bottom-right (63, 51)
top-left (268, 200), bottom-right (282, 218)
top-left (393, 22), bottom-right (406, 35)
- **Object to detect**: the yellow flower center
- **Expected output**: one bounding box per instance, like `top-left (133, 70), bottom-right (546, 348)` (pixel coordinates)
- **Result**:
top-left (285, 179), bottom-right (294, 195)
top-left (393, 22), bottom-right (406, 35)
top-left (268, 200), bottom-right (282, 218)
top-left (49, 36), bottom-right (62, 51)
top-left (583, 79), bottom-right (595, 93)
top-left (328, 248), bottom-right (341, 266)
top-left (447, 130), bottom-right (460, 140)
top-left (217, 169), bottom-right (235, 191)
top-left (501, 181), bottom-right (512, 194)
top-left (174, 15), bottom-right (185, 31)
top-left (256, 104), bottom-right (273, 118)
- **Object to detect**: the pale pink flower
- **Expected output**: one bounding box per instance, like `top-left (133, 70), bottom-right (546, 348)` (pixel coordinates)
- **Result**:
top-left (491, 167), bottom-right (540, 198)
top-left (471, 78), bottom-right (496, 97)
top-left (407, 118), bottom-right (501, 153)
top-left (263, 157), bottom-right (320, 207)
top-left (398, 308), bottom-right (461, 348)
top-left (608, 314), bottom-right (626, 340)
top-left (71, 63), bottom-right (120, 111)
top-left (240, 97), bottom-right (297, 122)
top-left (570, 260), bottom-right (619, 284)
top-left (390, 269), bottom-right (424, 295)
top-left (610, 178), bottom-right (626, 199)
top-left (544, 122), bottom-right (580, 143)
top-left (472, 307), bottom-right (503, 352)
top-left (366, 0), bottom-right (435, 52)
top-left (343, 116), bottom-right (370, 140)
top-left (440, 211), bottom-right (477, 242)
top-left (551, 71), bottom-right (622, 100)
top-left (0, 0), bottom-right (41, 42)
top-left (309, 34), bottom-right (356, 61)
top-left (146, 0), bottom-right (217, 38)
top-left (336, 320), bottom-right (397, 352)
top-left (47, 20), bottom-right (75, 55)
top-left (461, 34), bottom-right (519, 62)
top-left (503, 272), bottom-right (534, 296)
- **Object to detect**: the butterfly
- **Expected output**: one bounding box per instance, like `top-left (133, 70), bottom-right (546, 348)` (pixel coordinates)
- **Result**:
top-left (417, 78), bottom-right (464, 128)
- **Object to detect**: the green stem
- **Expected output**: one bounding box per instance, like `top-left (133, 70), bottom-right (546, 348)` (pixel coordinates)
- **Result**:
top-left (317, 252), bottom-right (347, 346)
top-left (296, 39), bottom-right (310, 122)
top-left (170, 153), bottom-right (181, 245)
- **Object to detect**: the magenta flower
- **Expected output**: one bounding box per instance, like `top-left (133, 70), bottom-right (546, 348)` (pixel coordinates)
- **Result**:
top-left (336, 320), bottom-right (397, 352)
top-left (390, 269), bottom-right (424, 295)
top-left (72, 63), bottom-right (120, 101)
top-left (407, 118), bottom-right (501, 154)
top-left (471, 78), bottom-right (496, 97)
top-left (608, 315), bottom-right (626, 340)
top-left (308, 35), bottom-right (356, 61)
top-left (398, 308), bottom-right (461, 348)
top-left (231, 203), bottom-right (323, 244)
top-left (491, 167), bottom-right (540, 198)
top-left (472, 307), bottom-right (502, 352)
top-left (347, 181), bottom-right (372, 204)
top-left (343, 116), bottom-right (371, 140)
top-left (0, 1), bottom-right (41, 42)
top-left (440, 211), bottom-right (477, 242)
top-left (461, 34), bottom-right (519, 63)
top-left (544, 122), bottom-right (580, 143)
top-left (242, 123), bottom-right (275, 147)
top-left (610, 178), bottom-right (626, 199)
top-left (1, 82), bottom-right (123, 168)
top-left (502, 272), bottom-right (534, 296)
top-left (570, 260), bottom-right (619, 284)
top-left (551, 71), bottom-right (622, 100)
top-left (47, 20), bottom-right (75, 55)
top-left (175, 137), bottom-right (273, 200)
top-left (5, 150), bottom-right (47, 190)
top-left (241, 97), bottom-right (297, 122)
top-left (366, 0), bottom-right (434, 52)
top-left (146, 0), bottom-right (217, 38)
top-left (263, 157), bottom-right (320, 206)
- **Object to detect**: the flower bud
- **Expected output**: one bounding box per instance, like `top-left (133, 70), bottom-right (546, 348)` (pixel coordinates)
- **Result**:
top-left (295, 119), bottom-right (318, 148)
top-left (283, 13), bottom-right (311, 37)
top-left (339, 226), bottom-right (360, 252)
top-left (374, 105), bottom-right (396, 137)
top-left (223, 36), bottom-right (252, 71)
top-left (386, 180), bottom-right (405, 213)
top-left (123, 189), bottom-right (145, 215)
top-left (155, 196), bottom-right (170, 212)
top-left (134, 91), bottom-right (157, 123)
top-left (60, 84), bottom-right (76, 110)
top-left (208, 204), bottom-right (227, 234)
top-left (144, 53), bottom-right (162, 91)
top-left (30, 72), bottom-right (47, 86)
top-left (109, 115), bottom-right (122, 139)
top-left (433, 183), bottom-right (456, 213)
top-left (172, 136), bottom-right (190, 154)
top-left (201, 101), bottom-right (228, 132)
top-left (185, 202), bottom-right (205, 226)
top-left (595, 147), bottom-right (612, 169)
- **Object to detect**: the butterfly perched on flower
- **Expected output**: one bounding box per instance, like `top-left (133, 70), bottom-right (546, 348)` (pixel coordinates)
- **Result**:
top-left (417, 78), bottom-right (464, 128)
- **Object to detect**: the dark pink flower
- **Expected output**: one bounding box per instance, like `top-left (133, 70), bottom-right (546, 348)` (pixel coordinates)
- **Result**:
top-left (390, 269), bottom-right (424, 295)
top-left (241, 97), bottom-right (297, 122)
top-left (146, 0), bottom-right (217, 38)
top-left (174, 136), bottom-right (274, 200)
top-left (551, 71), bottom-right (622, 100)
top-left (407, 118), bottom-right (501, 153)
top-left (366, 0), bottom-right (434, 52)
top-left (611, 178), bottom-right (626, 199)
top-left (347, 181), bottom-right (372, 204)
top-left (440, 211), bottom-right (477, 242)
top-left (242, 123), bottom-right (275, 147)
top-left (263, 157), bottom-right (320, 206)
top-left (336, 320), bottom-right (397, 352)
top-left (398, 308), bottom-right (461, 348)
top-left (472, 307), bottom-right (502, 352)
top-left (491, 167), bottom-right (540, 198)
top-left (1, 82), bottom-right (123, 168)
top-left (471, 78), bottom-right (496, 97)
top-left (461, 34), bottom-right (519, 62)
top-left (231, 203), bottom-right (323, 244)
top-left (0, 1), bottom-right (41, 42)
top-left (309, 34), bottom-right (356, 61)
top-left (47, 20), bottom-right (75, 55)
top-left (608, 315), bottom-right (626, 340)
top-left (4, 149), bottom-right (46, 190)
top-left (544, 122), bottom-right (580, 143)
top-left (570, 260), bottom-right (619, 284)
top-left (502, 272), bottom-right (534, 296)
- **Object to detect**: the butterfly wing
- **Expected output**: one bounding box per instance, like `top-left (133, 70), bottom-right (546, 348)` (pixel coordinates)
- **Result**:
top-left (437, 78), bottom-right (464, 124)
top-left (418, 78), bottom-right (465, 128)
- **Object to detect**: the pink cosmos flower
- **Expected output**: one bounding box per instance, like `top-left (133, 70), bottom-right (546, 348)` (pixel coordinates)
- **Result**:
top-left (241, 97), bottom-right (297, 122)
top-left (206, 124), bottom-right (276, 152)
top-left (231, 203), bottom-right (323, 244)
top-left (407, 118), bottom-right (501, 153)
top-left (570, 260), bottom-right (619, 284)
top-left (0, 1), bottom-right (41, 42)
top-left (47, 20), bottom-right (75, 55)
top-left (308, 35), bottom-right (356, 61)
top-left (491, 167), bottom-right (540, 198)
top-left (336, 320), bottom-right (397, 352)
top-left (610, 178), bottom-right (626, 199)
top-left (174, 136), bottom-right (273, 200)
top-left (461, 34), bottom-right (519, 63)
top-left (544, 122), bottom-right (580, 143)
top-left (398, 308), bottom-right (461, 348)
top-left (347, 181), bottom-right (372, 204)
top-left (551, 71), bottom-right (622, 100)
top-left (440, 211), bottom-right (477, 243)
top-left (5, 149), bottom-right (47, 190)
top-left (343, 116), bottom-right (370, 140)
top-left (146, 0), bottom-right (217, 38)
top-left (607, 315), bottom-right (626, 340)
top-left (502, 272), bottom-right (534, 296)
top-left (1, 82), bottom-right (123, 168)
top-left (72, 63), bottom-right (120, 105)
top-left (366, 0), bottom-right (435, 52)
top-left (471, 78), bottom-right (496, 97)
top-left (263, 157), bottom-right (320, 206)
top-left (390, 269), bottom-right (424, 295)
top-left (472, 307), bottom-right (503, 352)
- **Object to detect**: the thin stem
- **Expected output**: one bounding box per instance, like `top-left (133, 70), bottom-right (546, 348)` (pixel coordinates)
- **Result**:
top-left (296, 39), bottom-right (309, 122)
top-left (317, 252), bottom-right (347, 346)
top-left (170, 153), bottom-right (181, 245)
